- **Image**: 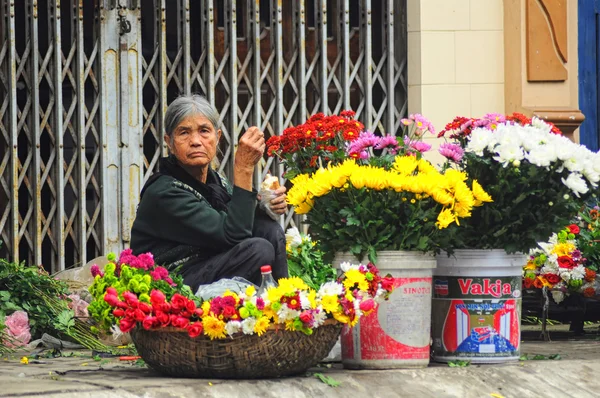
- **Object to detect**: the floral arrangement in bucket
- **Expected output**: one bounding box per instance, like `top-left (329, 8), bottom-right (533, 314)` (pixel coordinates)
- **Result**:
top-left (524, 203), bottom-right (600, 303)
top-left (268, 112), bottom-right (491, 262)
top-left (88, 250), bottom-right (395, 339)
top-left (437, 112), bottom-right (600, 254)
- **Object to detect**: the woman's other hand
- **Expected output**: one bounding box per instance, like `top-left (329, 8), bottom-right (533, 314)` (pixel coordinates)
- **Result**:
top-left (269, 186), bottom-right (287, 215)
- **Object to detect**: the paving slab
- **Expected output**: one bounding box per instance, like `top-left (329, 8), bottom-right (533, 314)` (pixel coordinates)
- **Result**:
top-left (1, 340), bottom-right (599, 398)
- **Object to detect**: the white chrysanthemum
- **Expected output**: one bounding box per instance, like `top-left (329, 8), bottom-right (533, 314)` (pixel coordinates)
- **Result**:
top-left (299, 291), bottom-right (311, 309)
top-left (312, 309), bottom-right (327, 327)
top-left (559, 269), bottom-right (572, 282)
top-left (571, 265), bottom-right (586, 280)
top-left (493, 143), bottom-right (525, 166)
top-left (285, 227), bottom-right (303, 249)
top-left (374, 287), bottom-right (387, 303)
top-left (241, 318), bottom-right (256, 335)
top-left (225, 320), bottom-right (242, 336)
top-left (277, 305), bottom-right (300, 322)
top-left (561, 173), bottom-right (589, 197)
top-left (466, 128), bottom-right (496, 155)
top-left (340, 261), bottom-right (359, 272)
top-left (551, 290), bottom-right (565, 304)
top-left (583, 164), bottom-right (600, 186)
top-left (563, 148), bottom-right (587, 173)
top-left (530, 117), bottom-right (553, 134)
top-left (527, 144), bottom-right (556, 167)
top-left (318, 281), bottom-right (344, 297)
top-left (541, 264), bottom-right (559, 275)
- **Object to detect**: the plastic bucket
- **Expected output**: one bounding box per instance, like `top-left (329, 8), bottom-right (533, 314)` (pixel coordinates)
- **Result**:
top-left (432, 250), bottom-right (526, 364)
top-left (333, 251), bottom-right (436, 369)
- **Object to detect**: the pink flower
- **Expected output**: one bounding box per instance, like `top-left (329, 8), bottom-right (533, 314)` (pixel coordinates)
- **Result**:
top-left (346, 131), bottom-right (381, 158)
top-left (4, 311), bottom-right (31, 347)
top-left (90, 264), bottom-right (104, 278)
top-left (359, 299), bottom-right (376, 313)
top-left (409, 114), bottom-right (435, 135)
top-left (404, 136), bottom-right (431, 153)
top-left (149, 289), bottom-right (166, 306)
top-left (256, 297), bottom-right (265, 311)
top-left (374, 135), bottom-right (399, 154)
top-left (137, 253), bottom-right (155, 270)
top-left (438, 142), bottom-right (464, 162)
top-left (150, 266), bottom-right (169, 281)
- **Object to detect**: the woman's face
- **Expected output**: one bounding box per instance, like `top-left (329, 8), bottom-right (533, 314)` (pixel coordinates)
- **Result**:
top-left (166, 113), bottom-right (221, 169)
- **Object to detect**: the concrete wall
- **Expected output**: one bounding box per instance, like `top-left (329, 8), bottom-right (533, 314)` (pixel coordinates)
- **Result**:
top-left (407, 0), bottom-right (505, 165)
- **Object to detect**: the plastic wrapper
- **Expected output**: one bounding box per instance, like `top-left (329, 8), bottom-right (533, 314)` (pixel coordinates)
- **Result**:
top-left (258, 174), bottom-right (280, 221)
top-left (195, 277), bottom-right (257, 300)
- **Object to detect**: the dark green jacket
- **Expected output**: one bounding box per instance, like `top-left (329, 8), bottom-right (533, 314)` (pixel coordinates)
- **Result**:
top-left (130, 158), bottom-right (258, 269)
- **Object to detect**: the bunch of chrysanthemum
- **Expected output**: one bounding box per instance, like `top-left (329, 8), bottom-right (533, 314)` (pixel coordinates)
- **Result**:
top-left (524, 224), bottom-right (597, 303)
top-left (437, 113), bottom-right (599, 254)
top-left (317, 262), bottom-right (394, 326)
top-left (263, 277), bottom-right (327, 335)
top-left (266, 110), bottom-right (364, 179)
top-left (285, 227), bottom-right (336, 290)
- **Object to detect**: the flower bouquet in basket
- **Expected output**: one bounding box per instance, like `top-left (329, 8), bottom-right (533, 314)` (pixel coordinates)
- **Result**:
top-left (524, 203), bottom-right (600, 303)
top-left (437, 113), bottom-right (600, 254)
top-left (88, 249), bottom-right (395, 339)
top-left (267, 112), bottom-right (491, 262)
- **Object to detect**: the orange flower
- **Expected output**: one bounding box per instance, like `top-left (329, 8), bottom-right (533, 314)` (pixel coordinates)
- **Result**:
top-left (583, 287), bottom-right (596, 298)
top-left (585, 268), bottom-right (597, 283)
top-left (533, 277), bottom-right (544, 289)
top-left (523, 277), bottom-right (535, 289)
top-left (590, 209), bottom-right (598, 220)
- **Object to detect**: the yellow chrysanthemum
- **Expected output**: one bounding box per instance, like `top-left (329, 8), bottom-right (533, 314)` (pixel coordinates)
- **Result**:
top-left (307, 289), bottom-right (317, 309)
top-left (436, 208), bottom-right (456, 229)
top-left (203, 315), bottom-right (227, 340)
top-left (552, 243), bottom-right (576, 257)
top-left (345, 290), bottom-right (355, 302)
top-left (201, 300), bottom-right (211, 315)
top-left (393, 156), bottom-right (419, 175)
top-left (321, 294), bottom-right (341, 313)
top-left (267, 286), bottom-right (283, 303)
top-left (285, 320), bottom-right (296, 331)
top-left (245, 285), bottom-right (256, 297)
top-left (417, 158), bottom-right (437, 174)
top-left (253, 316), bottom-right (270, 336)
top-left (307, 168), bottom-right (334, 197)
top-left (332, 312), bottom-right (351, 324)
top-left (429, 188), bottom-right (454, 206)
top-left (472, 180), bottom-right (493, 206)
top-left (278, 277), bottom-right (309, 293)
top-left (342, 269), bottom-right (369, 291)
top-left (293, 197), bottom-right (314, 215)
top-left (262, 306), bottom-right (278, 323)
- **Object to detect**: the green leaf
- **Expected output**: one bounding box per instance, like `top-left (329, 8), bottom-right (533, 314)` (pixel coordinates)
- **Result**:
top-left (447, 360), bottom-right (470, 367)
top-left (313, 373), bottom-right (341, 387)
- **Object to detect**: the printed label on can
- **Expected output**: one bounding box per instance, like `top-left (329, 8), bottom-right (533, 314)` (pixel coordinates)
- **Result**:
top-left (431, 275), bottom-right (522, 359)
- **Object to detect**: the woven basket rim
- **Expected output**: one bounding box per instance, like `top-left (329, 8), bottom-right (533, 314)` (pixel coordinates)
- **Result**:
top-left (134, 318), bottom-right (340, 335)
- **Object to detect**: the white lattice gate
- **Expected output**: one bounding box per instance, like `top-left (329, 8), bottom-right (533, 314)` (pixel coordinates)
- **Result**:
top-left (0, 0), bottom-right (407, 272)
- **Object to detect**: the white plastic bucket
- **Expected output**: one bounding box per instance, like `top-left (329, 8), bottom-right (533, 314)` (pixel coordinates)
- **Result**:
top-left (334, 251), bottom-right (436, 369)
top-left (432, 250), bottom-right (526, 364)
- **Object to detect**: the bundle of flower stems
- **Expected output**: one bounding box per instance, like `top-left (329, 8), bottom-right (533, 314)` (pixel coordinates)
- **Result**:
top-left (32, 284), bottom-right (112, 352)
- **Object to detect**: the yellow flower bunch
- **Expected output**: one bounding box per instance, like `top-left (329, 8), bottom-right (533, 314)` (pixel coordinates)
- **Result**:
top-left (287, 156), bottom-right (492, 229)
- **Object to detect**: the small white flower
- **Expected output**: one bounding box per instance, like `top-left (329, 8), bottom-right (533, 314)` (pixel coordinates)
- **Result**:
top-left (513, 160), bottom-right (521, 167)
top-left (570, 265), bottom-right (586, 280)
top-left (548, 201), bottom-right (553, 206)
top-left (339, 261), bottom-right (353, 272)
top-left (225, 321), bottom-right (242, 336)
top-left (318, 281), bottom-right (344, 297)
top-left (241, 318), bottom-right (256, 335)
top-left (299, 291), bottom-right (311, 309)
top-left (561, 173), bottom-right (589, 197)
top-left (277, 305), bottom-right (300, 322)
top-left (312, 309), bottom-right (327, 327)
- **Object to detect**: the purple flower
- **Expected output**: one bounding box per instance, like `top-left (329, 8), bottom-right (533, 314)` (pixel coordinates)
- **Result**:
top-left (483, 113), bottom-right (506, 124)
top-left (403, 136), bottom-right (432, 153)
top-left (438, 142), bottom-right (464, 162)
top-left (374, 135), bottom-right (399, 154)
top-left (346, 131), bottom-right (381, 158)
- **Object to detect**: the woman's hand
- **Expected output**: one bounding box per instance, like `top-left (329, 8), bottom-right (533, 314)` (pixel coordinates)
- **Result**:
top-left (269, 186), bottom-right (288, 215)
top-left (234, 127), bottom-right (265, 191)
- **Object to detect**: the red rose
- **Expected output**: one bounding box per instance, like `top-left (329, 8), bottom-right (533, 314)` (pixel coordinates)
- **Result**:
top-left (149, 289), bottom-right (166, 306)
top-left (122, 291), bottom-right (138, 305)
top-left (222, 306), bottom-right (236, 319)
top-left (381, 276), bottom-right (395, 292)
top-left (106, 287), bottom-right (118, 296)
top-left (359, 299), bottom-right (376, 313)
top-left (185, 300), bottom-right (197, 313)
top-left (119, 317), bottom-right (136, 333)
top-left (134, 309), bottom-right (146, 322)
top-left (544, 273), bottom-right (561, 284)
top-left (299, 311), bottom-right (313, 324)
top-left (160, 302), bottom-right (172, 313)
top-left (116, 301), bottom-right (128, 309)
top-left (112, 308), bottom-right (125, 318)
top-left (138, 302), bottom-right (152, 314)
top-left (187, 322), bottom-right (203, 338)
top-left (125, 308), bottom-right (136, 319)
top-left (194, 308), bottom-right (204, 317)
top-left (104, 294), bottom-right (119, 307)
top-left (155, 311), bottom-right (170, 327)
top-left (142, 316), bottom-right (157, 330)
top-left (523, 277), bottom-right (535, 289)
top-left (557, 256), bottom-right (575, 269)
top-left (171, 294), bottom-right (187, 312)
top-left (180, 310), bottom-right (192, 318)
top-left (172, 316), bottom-right (190, 329)
top-left (568, 224), bottom-right (580, 234)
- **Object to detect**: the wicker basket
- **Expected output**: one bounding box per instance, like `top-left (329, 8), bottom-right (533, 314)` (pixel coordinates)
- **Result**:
top-left (130, 320), bottom-right (342, 378)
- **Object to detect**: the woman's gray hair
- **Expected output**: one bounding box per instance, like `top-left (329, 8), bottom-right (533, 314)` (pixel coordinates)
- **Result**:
top-left (164, 94), bottom-right (220, 136)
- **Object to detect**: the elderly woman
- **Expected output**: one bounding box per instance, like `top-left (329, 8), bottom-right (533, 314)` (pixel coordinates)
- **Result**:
top-left (130, 95), bottom-right (288, 291)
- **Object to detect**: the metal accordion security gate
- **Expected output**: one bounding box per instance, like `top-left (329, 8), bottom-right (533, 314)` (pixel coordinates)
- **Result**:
top-left (0, 0), bottom-right (407, 273)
